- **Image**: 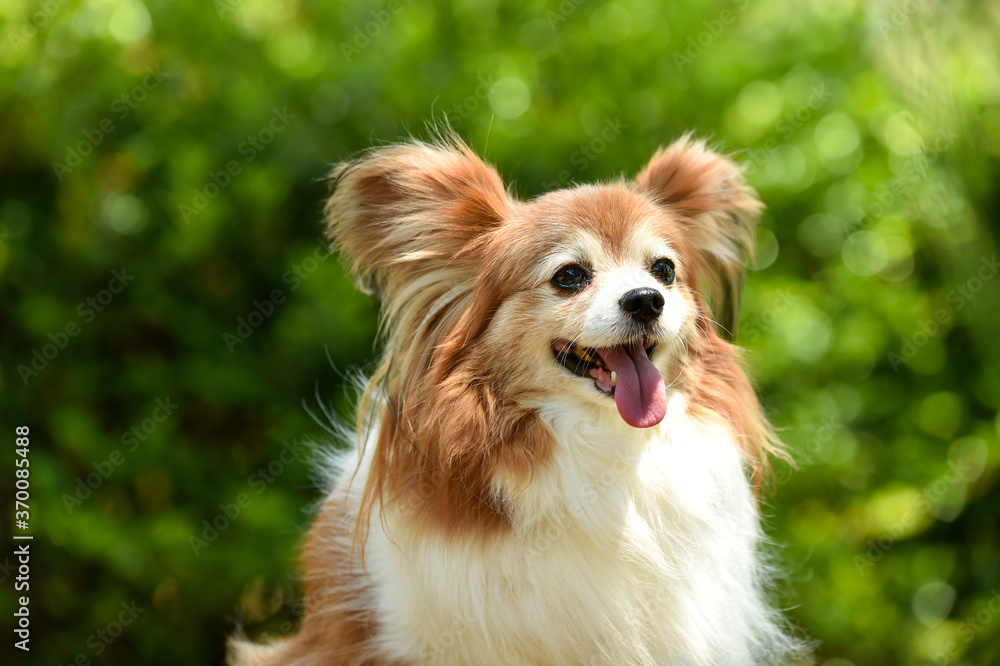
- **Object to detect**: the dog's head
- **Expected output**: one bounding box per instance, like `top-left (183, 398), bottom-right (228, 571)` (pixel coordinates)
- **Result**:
top-left (327, 134), bottom-right (771, 536)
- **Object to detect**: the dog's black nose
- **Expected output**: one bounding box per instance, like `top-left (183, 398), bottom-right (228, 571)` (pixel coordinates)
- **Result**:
top-left (620, 288), bottom-right (664, 325)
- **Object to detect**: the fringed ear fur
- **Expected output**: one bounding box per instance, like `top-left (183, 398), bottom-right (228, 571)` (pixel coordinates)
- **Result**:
top-left (325, 135), bottom-right (545, 545)
top-left (325, 135), bottom-right (515, 296)
top-left (634, 135), bottom-right (763, 339)
top-left (325, 133), bottom-right (518, 393)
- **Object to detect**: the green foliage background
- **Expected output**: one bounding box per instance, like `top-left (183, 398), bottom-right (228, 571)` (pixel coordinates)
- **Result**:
top-left (2, 0), bottom-right (999, 664)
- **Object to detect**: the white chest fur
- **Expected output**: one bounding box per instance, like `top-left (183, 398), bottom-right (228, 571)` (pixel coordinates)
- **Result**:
top-left (338, 393), bottom-right (792, 665)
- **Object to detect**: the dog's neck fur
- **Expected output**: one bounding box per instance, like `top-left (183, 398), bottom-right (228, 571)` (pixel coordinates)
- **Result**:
top-left (227, 375), bottom-right (801, 666)
top-left (344, 390), bottom-right (794, 665)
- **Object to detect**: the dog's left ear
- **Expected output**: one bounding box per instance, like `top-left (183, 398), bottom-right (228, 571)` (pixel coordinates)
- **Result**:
top-left (635, 136), bottom-right (763, 339)
top-left (325, 134), bottom-right (515, 301)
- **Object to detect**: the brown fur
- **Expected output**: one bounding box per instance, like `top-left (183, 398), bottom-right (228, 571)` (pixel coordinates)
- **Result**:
top-left (326, 137), bottom-right (553, 549)
top-left (230, 133), bottom-right (782, 664)
top-left (682, 319), bottom-right (783, 489)
top-left (228, 500), bottom-right (395, 665)
top-left (630, 135), bottom-right (780, 484)
top-left (635, 134), bottom-right (763, 337)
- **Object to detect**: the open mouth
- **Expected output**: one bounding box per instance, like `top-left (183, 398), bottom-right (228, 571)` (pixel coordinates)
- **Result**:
top-left (552, 339), bottom-right (657, 394)
top-left (552, 337), bottom-right (666, 429)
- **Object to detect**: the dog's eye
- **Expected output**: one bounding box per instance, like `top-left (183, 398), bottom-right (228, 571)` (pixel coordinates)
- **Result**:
top-left (552, 264), bottom-right (590, 290)
top-left (651, 258), bottom-right (675, 285)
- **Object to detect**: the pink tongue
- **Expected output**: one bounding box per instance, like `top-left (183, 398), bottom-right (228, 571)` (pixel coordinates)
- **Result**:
top-left (598, 345), bottom-right (667, 428)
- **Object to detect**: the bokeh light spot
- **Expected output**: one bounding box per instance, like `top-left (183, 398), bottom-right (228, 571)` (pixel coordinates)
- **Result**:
top-left (842, 231), bottom-right (888, 276)
top-left (100, 192), bottom-right (148, 235)
top-left (912, 580), bottom-right (956, 628)
top-left (590, 4), bottom-right (633, 45)
top-left (815, 112), bottom-right (860, 160)
top-left (489, 77), bottom-right (531, 119)
top-left (738, 80), bottom-right (782, 126)
top-left (108, 0), bottom-right (152, 44)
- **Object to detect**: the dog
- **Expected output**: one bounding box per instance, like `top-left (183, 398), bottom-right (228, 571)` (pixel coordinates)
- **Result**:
top-left (230, 133), bottom-right (803, 665)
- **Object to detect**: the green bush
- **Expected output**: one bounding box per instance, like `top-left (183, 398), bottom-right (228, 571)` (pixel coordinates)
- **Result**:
top-left (2, 1), bottom-right (998, 664)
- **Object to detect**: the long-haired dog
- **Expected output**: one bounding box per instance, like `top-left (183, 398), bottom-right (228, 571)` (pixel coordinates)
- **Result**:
top-left (231, 134), bottom-right (802, 665)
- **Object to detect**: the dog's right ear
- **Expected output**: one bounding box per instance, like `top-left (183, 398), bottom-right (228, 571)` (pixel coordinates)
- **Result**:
top-left (635, 136), bottom-right (762, 339)
top-left (325, 136), bottom-right (516, 299)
